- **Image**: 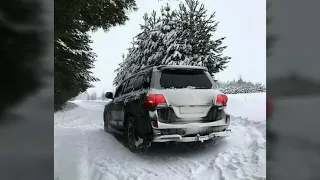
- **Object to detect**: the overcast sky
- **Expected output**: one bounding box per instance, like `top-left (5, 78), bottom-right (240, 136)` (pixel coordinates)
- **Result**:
top-left (87, 0), bottom-right (266, 94)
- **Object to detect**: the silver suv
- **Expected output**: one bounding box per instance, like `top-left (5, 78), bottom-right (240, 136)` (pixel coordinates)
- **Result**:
top-left (103, 65), bottom-right (231, 152)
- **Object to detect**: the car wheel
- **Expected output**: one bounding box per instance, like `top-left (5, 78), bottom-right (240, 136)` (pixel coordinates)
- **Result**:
top-left (125, 116), bottom-right (148, 153)
top-left (104, 113), bottom-right (111, 133)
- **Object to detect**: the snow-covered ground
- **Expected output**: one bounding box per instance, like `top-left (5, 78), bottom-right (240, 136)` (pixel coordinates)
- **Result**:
top-left (54, 93), bottom-right (266, 180)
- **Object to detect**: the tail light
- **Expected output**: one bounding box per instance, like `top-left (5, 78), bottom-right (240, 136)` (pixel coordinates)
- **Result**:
top-left (216, 94), bottom-right (228, 106)
top-left (144, 93), bottom-right (167, 109)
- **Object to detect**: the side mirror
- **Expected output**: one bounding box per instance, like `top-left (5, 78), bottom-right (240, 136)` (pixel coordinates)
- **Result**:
top-left (105, 92), bottom-right (114, 99)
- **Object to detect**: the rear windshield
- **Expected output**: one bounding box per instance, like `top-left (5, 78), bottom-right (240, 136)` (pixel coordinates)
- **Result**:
top-left (160, 69), bottom-right (213, 89)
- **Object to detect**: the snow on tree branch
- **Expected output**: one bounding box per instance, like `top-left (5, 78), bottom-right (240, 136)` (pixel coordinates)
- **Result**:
top-left (113, 0), bottom-right (231, 86)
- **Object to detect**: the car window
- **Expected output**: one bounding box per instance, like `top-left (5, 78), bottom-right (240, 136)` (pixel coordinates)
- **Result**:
top-left (133, 74), bottom-right (144, 91)
top-left (160, 69), bottom-right (212, 89)
top-left (123, 77), bottom-right (135, 94)
top-left (143, 70), bottom-right (152, 89)
top-left (114, 82), bottom-right (125, 98)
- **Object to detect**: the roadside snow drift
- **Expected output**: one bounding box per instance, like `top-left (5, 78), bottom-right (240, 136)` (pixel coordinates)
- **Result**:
top-left (54, 93), bottom-right (266, 180)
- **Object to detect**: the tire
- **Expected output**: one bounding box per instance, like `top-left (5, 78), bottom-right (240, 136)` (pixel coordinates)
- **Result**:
top-left (124, 116), bottom-right (149, 153)
top-left (104, 113), bottom-right (111, 133)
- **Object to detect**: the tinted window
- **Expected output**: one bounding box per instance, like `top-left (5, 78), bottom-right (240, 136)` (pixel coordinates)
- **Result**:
top-left (123, 77), bottom-right (135, 94)
top-left (160, 69), bottom-right (212, 89)
top-left (144, 70), bottom-right (152, 88)
top-left (114, 82), bottom-right (125, 98)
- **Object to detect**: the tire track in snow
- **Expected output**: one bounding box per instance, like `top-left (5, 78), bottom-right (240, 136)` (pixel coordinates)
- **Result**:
top-left (55, 100), bottom-right (266, 180)
top-left (191, 116), bottom-right (266, 180)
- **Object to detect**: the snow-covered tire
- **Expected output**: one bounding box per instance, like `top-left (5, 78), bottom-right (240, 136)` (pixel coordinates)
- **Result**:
top-left (124, 116), bottom-right (149, 153)
top-left (104, 113), bottom-right (111, 133)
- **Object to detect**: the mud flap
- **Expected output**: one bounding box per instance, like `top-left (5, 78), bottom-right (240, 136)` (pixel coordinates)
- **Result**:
top-left (135, 136), bottom-right (144, 146)
top-left (136, 136), bottom-right (151, 147)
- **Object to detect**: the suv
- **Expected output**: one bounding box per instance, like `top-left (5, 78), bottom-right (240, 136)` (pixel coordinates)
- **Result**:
top-left (103, 65), bottom-right (231, 152)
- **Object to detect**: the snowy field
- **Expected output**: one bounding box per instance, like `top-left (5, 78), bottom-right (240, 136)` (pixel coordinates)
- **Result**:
top-left (54, 93), bottom-right (266, 180)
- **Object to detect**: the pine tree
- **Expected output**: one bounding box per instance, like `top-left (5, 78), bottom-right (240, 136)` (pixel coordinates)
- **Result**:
top-left (113, 46), bottom-right (140, 85)
top-left (54, 0), bottom-right (137, 111)
top-left (161, 0), bottom-right (232, 73)
top-left (54, 31), bottom-right (98, 109)
top-left (140, 11), bottom-right (164, 69)
top-left (238, 75), bottom-right (244, 83)
top-left (113, 0), bottom-right (231, 86)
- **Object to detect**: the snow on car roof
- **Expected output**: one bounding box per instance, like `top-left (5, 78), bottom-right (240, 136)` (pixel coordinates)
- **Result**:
top-left (156, 65), bottom-right (208, 71)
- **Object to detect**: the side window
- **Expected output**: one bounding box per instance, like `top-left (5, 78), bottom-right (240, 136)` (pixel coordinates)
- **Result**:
top-left (114, 82), bottom-right (125, 98)
top-left (133, 74), bottom-right (144, 91)
top-left (143, 70), bottom-right (152, 89)
top-left (123, 77), bottom-right (135, 94)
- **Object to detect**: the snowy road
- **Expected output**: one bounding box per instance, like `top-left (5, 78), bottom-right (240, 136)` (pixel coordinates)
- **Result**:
top-left (54, 93), bottom-right (266, 180)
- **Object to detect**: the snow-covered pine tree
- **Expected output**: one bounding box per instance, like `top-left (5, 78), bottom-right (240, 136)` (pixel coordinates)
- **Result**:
top-left (113, 59), bottom-right (125, 85)
top-left (138, 12), bottom-right (163, 70)
top-left (157, 4), bottom-right (182, 66)
top-left (113, 11), bottom-right (163, 86)
top-left (113, 0), bottom-right (231, 86)
top-left (161, 0), bottom-right (231, 75)
top-left (113, 43), bottom-right (140, 85)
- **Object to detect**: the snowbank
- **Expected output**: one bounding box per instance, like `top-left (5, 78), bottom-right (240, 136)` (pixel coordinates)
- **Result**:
top-left (226, 93), bottom-right (266, 121)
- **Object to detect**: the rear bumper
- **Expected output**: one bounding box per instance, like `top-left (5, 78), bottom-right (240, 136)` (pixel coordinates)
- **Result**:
top-left (140, 112), bottom-right (231, 143)
top-left (152, 129), bottom-right (231, 142)
top-left (156, 118), bottom-right (228, 129)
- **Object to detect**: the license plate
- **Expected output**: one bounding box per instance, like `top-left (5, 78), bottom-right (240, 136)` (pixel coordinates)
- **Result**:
top-left (179, 106), bottom-right (204, 114)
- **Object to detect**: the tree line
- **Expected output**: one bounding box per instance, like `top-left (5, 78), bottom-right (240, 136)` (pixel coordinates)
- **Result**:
top-left (74, 91), bottom-right (108, 101)
top-left (215, 77), bottom-right (266, 94)
top-left (75, 77), bottom-right (266, 101)
top-left (54, 0), bottom-right (137, 111)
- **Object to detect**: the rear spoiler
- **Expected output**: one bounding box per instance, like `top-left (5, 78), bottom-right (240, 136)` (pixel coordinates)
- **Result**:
top-left (156, 65), bottom-right (208, 71)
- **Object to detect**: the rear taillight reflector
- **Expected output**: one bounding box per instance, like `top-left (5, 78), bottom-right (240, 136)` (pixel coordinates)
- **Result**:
top-left (216, 94), bottom-right (228, 106)
top-left (152, 120), bottom-right (158, 128)
top-left (144, 93), bottom-right (167, 108)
